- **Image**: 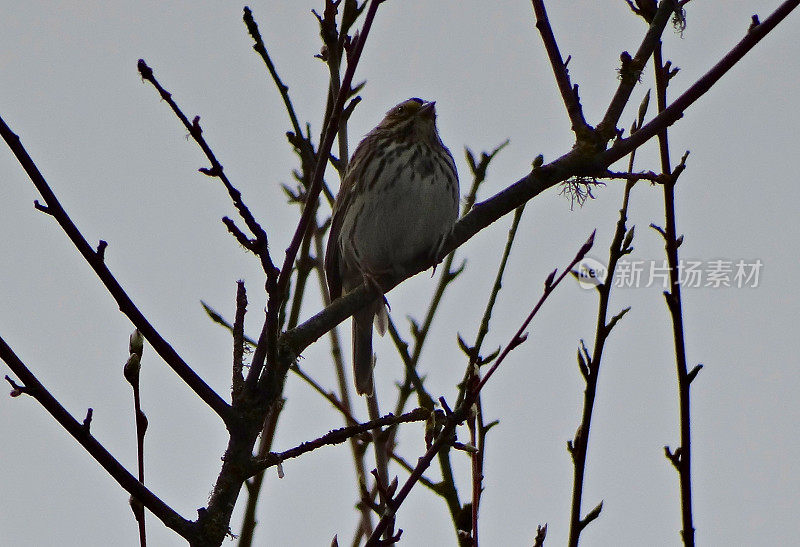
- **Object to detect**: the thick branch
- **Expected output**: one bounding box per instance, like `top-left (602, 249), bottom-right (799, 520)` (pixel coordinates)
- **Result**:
top-left (0, 336), bottom-right (195, 540)
top-left (0, 116), bottom-right (233, 426)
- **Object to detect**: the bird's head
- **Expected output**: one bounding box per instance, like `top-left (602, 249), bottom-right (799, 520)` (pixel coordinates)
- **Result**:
top-left (375, 97), bottom-right (439, 143)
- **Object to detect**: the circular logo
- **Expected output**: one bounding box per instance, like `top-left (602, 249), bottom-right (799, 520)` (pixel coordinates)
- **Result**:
top-left (575, 257), bottom-right (607, 289)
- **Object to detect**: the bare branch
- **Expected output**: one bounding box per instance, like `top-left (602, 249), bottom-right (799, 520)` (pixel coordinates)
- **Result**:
top-left (0, 335), bottom-right (195, 540)
top-left (137, 60), bottom-right (278, 279)
top-left (276, 0), bottom-right (385, 301)
top-left (367, 235), bottom-right (595, 543)
top-left (602, 0), bottom-right (800, 164)
top-left (281, 0), bottom-right (799, 355)
top-left (0, 115), bottom-right (233, 426)
top-left (243, 6), bottom-right (306, 143)
top-left (602, 170), bottom-right (663, 184)
top-left (476, 230), bottom-right (595, 393)
top-left (232, 281), bottom-right (248, 404)
top-left (596, 1), bottom-right (678, 140)
top-left (531, 0), bottom-right (589, 135)
top-left (249, 408), bottom-right (429, 477)
top-left (652, 30), bottom-right (697, 544)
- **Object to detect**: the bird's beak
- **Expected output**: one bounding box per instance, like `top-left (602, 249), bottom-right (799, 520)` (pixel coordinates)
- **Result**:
top-left (418, 101), bottom-right (436, 119)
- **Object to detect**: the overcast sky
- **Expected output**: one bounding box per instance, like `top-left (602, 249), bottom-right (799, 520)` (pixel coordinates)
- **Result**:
top-left (2, 1), bottom-right (799, 545)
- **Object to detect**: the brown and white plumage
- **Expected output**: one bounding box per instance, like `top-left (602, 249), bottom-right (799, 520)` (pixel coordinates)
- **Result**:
top-left (325, 98), bottom-right (459, 395)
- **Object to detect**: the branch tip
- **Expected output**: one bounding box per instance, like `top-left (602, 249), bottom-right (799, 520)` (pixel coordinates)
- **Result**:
top-left (96, 239), bottom-right (108, 260)
top-left (579, 500), bottom-right (603, 530)
top-left (82, 408), bottom-right (94, 432)
top-left (533, 523), bottom-right (547, 547)
top-left (33, 199), bottom-right (51, 215)
top-left (664, 445), bottom-right (682, 469)
top-left (577, 346), bottom-right (590, 380)
top-left (5, 375), bottom-right (27, 397)
top-left (606, 306), bottom-right (632, 332)
top-left (544, 269), bottom-right (557, 288)
top-left (650, 222), bottom-right (667, 238)
top-left (136, 58), bottom-right (152, 80)
top-left (687, 363), bottom-right (703, 383)
top-left (578, 230), bottom-right (596, 259)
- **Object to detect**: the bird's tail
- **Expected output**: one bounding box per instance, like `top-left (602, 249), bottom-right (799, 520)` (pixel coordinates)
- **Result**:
top-left (352, 300), bottom-right (380, 395)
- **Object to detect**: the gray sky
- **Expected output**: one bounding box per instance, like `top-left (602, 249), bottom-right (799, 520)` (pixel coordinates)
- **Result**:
top-left (1, 1), bottom-right (798, 545)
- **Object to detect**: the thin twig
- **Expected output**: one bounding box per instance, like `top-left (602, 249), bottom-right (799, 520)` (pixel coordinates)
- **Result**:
top-left (136, 60), bottom-right (277, 279)
top-left (466, 204), bottom-right (527, 545)
top-left (601, 170), bottom-right (663, 183)
top-left (531, 0), bottom-right (589, 134)
top-left (238, 398), bottom-right (285, 547)
top-left (366, 391), bottom-right (394, 540)
top-left (476, 231), bottom-right (595, 393)
top-left (243, 6), bottom-right (305, 143)
top-left (244, 6), bottom-right (336, 208)
top-left (285, 212), bottom-right (317, 331)
top-left (457, 203), bottom-right (526, 406)
top-left (567, 180), bottom-right (635, 547)
top-left (249, 408), bottom-right (429, 476)
top-left (653, 38), bottom-right (696, 547)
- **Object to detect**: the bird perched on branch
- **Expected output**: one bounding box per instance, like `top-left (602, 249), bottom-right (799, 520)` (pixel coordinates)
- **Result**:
top-left (325, 98), bottom-right (459, 395)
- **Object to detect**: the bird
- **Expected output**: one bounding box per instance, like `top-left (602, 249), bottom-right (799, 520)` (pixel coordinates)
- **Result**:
top-left (325, 98), bottom-right (460, 395)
